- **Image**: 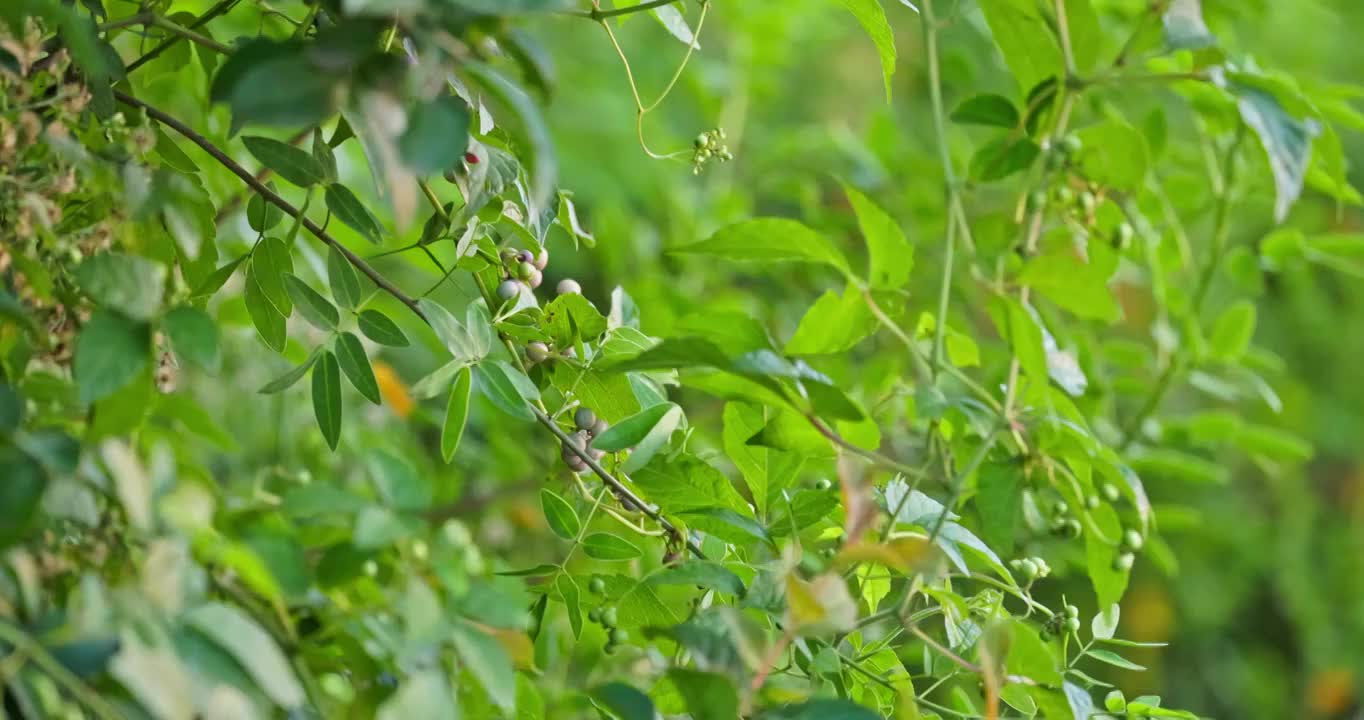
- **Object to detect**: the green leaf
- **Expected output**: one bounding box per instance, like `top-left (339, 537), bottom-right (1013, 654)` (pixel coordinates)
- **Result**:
top-left (441, 367), bottom-right (472, 462)
top-left (665, 669), bottom-right (740, 720)
top-left (832, 0), bottom-right (895, 103)
top-left (844, 183), bottom-right (913, 290)
top-left (976, 0), bottom-right (1062, 95)
top-left (540, 488), bottom-right (580, 540)
top-left (677, 508), bottom-right (774, 547)
top-left (162, 306), bottom-right (219, 372)
top-left (1233, 83), bottom-right (1319, 222)
top-left (602, 337), bottom-right (731, 373)
top-left (376, 670), bottom-right (458, 720)
top-left (591, 401), bottom-right (681, 455)
top-left (1209, 300), bottom-right (1256, 361)
top-left (591, 682), bottom-right (655, 720)
top-left (1092, 604), bottom-right (1120, 640)
top-left (675, 219), bottom-right (852, 275)
top-left (543, 293), bottom-right (608, 347)
top-left (557, 573), bottom-right (583, 639)
top-left (477, 360), bottom-right (538, 421)
top-left (284, 274), bottom-right (339, 331)
top-left (312, 350), bottom-right (342, 450)
top-left (1004, 620), bottom-right (1063, 686)
top-left (252, 237), bottom-right (294, 316)
top-left (184, 603), bottom-right (305, 709)
top-left (451, 620), bottom-right (516, 714)
top-left (1087, 648), bottom-right (1146, 671)
top-left (76, 253), bottom-right (165, 320)
top-left (1086, 503), bottom-right (1130, 607)
top-left (248, 189), bottom-right (284, 232)
top-left (582, 533), bottom-right (642, 561)
top-left (327, 245), bottom-right (363, 310)
top-left (369, 450), bottom-right (432, 510)
top-left (400, 94), bottom-right (471, 175)
top-left (359, 309), bottom-right (409, 347)
top-left (245, 267), bottom-right (287, 352)
top-left (761, 698), bottom-right (880, 719)
top-left (785, 285), bottom-right (877, 355)
top-left (75, 310), bottom-right (150, 405)
top-left (258, 350), bottom-right (320, 394)
top-left (0, 450), bottom-right (46, 550)
top-left (210, 37), bottom-right (339, 129)
top-left (969, 135), bottom-right (1040, 182)
top-left (335, 332), bottom-right (380, 404)
top-left (951, 94), bottom-right (1020, 128)
top-left (192, 254), bottom-right (247, 299)
top-left (312, 128), bottom-right (338, 184)
top-left (419, 298), bottom-right (491, 362)
top-left (1163, 0), bottom-right (1216, 50)
top-left (326, 184), bottom-right (385, 244)
top-left (976, 461), bottom-right (1023, 556)
top-left (464, 62), bottom-right (557, 214)
top-left (631, 455), bottom-right (750, 515)
top-left (243, 135), bottom-right (325, 187)
top-left (1017, 244), bottom-right (1120, 322)
top-left (648, 561), bottom-right (746, 598)
top-left (1074, 120), bottom-right (1150, 192)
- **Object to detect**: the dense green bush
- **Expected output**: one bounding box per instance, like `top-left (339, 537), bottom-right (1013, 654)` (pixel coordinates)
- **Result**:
top-left (2, 0), bottom-right (1361, 718)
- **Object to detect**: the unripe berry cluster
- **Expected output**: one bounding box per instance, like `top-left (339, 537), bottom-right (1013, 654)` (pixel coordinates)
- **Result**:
top-left (691, 128), bottom-right (733, 175)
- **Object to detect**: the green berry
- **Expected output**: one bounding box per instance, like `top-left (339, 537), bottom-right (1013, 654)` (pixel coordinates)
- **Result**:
top-left (496, 279), bottom-right (521, 301)
top-left (587, 607), bottom-right (602, 623)
top-left (516, 261), bottom-right (535, 281)
top-left (609, 628), bottom-right (628, 645)
top-left (601, 606), bottom-right (618, 628)
top-left (1064, 604), bottom-right (1079, 619)
top-left (1054, 186), bottom-right (1075, 205)
top-left (814, 478), bottom-right (832, 491)
top-left (574, 407), bottom-right (597, 431)
top-left (1017, 558), bottom-right (1039, 579)
top-left (1060, 134), bottom-right (1082, 155)
top-left (1063, 617), bottom-right (1081, 633)
top-left (1101, 483), bottom-right (1121, 502)
top-left (1122, 529), bottom-right (1144, 552)
top-left (1113, 552), bottom-right (1135, 572)
top-left (526, 342), bottom-right (550, 363)
top-left (589, 577), bottom-right (606, 595)
top-left (1054, 500), bottom-right (1069, 515)
top-left (1105, 690), bottom-right (1127, 713)
top-left (1028, 189), bottom-right (1048, 211)
top-left (694, 133), bottom-right (709, 149)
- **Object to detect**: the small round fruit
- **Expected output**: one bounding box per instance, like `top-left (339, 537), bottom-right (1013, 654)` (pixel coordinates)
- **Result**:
top-left (1054, 185), bottom-right (1075, 205)
top-left (814, 478), bottom-right (833, 491)
top-left (1113, 552), bottom-right (1135, 571)
top-left (1085, 494), bottom-right (1100, 510)
top-left (1016, 558), bottom-right (1039, 579)
top-left (603, 642), bottom-right (618, 654)
top-left (609, 628), bottom-right (628, 644)
top-left (557, 278), bottom-right (582, 295)
top-left (1115, 222), bottom-right (1135, 248)
top-left (535, 247), bottom-right (549, 270)
top-left (587, 607), bottom-right (602, 623)
top-left (526, 342), bottom-right (550, 363)
top-left (1105, 690), bottom-right (1127, 713)
top-left (694, 133), bottom-right (710, 149)
top-left (496, 279), bottom-right (522, 301)
top-left (575, 407), bottom-right (597, 430)
top-left (516, 261), bottom-right (535, 281)
top-left (1077, 191), bottom-right (1096, 215)
top-left (1101, 483), bottom-right (1121, 502)
top-left (1064, 604), bottom-right (1079, 619)
top-left (601, 606), bottom-right (618, 628)
top-left (516, 249), bottom-right (534, 264)
top-left (1122, 528), bottom-right (1144, 552)
top-left (464, 151), bottom-right (479, 164)
top-left (1054, 500), bottom-right (1069, 515)
top-left (590, 418), bottom-right (609, 438)
top-left (589, 577), bottom-right (606, 595)
top-left (1063, 617), bottom-right (1081, 633)
top-left (1060, 134), bottom-right (1082, 155)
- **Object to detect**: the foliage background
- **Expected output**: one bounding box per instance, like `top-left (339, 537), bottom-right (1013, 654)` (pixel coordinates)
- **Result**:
top-left (3, 0), bottom-right (1364, 717)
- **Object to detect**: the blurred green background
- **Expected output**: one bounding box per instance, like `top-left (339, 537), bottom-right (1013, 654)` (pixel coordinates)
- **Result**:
top-left (521, 1), bottom-right (1364, 717)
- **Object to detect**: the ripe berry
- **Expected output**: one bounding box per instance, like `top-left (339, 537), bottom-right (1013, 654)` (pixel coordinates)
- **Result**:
top-left (575, 407), bottom-right (597, 431)
top-left (1122, 528), bottom-right (1144, 552)
top-left (464, 151), bottom-right (479, 164)
top-left (589, 577), bottom-right (606, 595)
top-left (526, 342), bottom-right (550, 363)
top-left (557, 278), bottom-right (582, 295)
top-left (1113, 552), bottom-right (1135, 572)
top-left (601, 606), bottom-right (618, 628)
top-left (496, 279), bottom-right (522, 301)
top-left (527, 269), bottom-right (543, 289)
top-left (516, 249), bottom-right (535, 264)
top-left (534, 247), bottom-right (549, 270)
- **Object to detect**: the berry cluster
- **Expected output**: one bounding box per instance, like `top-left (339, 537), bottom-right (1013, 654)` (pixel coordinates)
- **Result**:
top-left (1008, 555), bottom-right (1052, 583)
top-left (586, 577), bottom-right (628, 653)
top-left (1042, 602), bottom-right (1082, 640)
top-left (560, 406), bottom-right (609, 473)
top-left (495, 245), bottom-right (550, 302)
top-left (691, 128), bottom-right (733, 175)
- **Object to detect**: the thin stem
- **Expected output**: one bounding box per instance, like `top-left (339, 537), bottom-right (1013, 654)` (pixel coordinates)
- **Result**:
top-left (921, 0), bottom-right (958, 375)
top-left (927, 429), bottom-right (1000, 543)
top-left (124, 0), bottom-right (238, 74)
top-left (1054, 0), bottom-right (1076, 76)
top-left (148, 15), bottom-right (232, 55)
top-left (114, 92), bottom-right (426, 322)
top-left (567, 0), bottom-right (685, 20)
top-left (806, 414), bottom-right (925, 479)
top-left (0, 623), bottom-right (123, 720)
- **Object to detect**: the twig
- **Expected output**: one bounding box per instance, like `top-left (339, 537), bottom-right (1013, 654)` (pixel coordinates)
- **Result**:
top-left (124, 0), bottom-right (239, 74)
top-left (0, 622), bottom-right (123, 720)
top-left (565, 0), bottom-right (685, 21)
top-left (113, 91), bottom-right (426, 322)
